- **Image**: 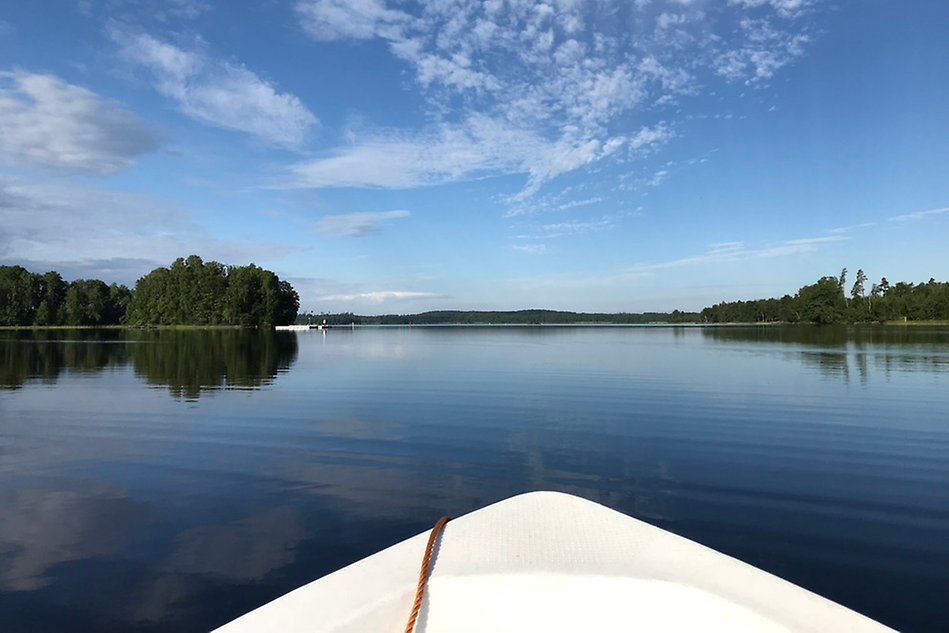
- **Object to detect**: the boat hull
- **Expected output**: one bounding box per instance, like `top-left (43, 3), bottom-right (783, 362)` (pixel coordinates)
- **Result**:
top-left (214, 491), bottom-right (894, 632)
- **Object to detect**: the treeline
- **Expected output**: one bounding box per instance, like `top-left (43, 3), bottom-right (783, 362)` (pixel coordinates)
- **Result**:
top-left (0, 256), bottom-right (299, 327)
top-left (298, 309), bottom-right (700, 325)
top-left (0, 266), bottom-right (131, 326)
top-left (701, 269), bottom-right (949, 324)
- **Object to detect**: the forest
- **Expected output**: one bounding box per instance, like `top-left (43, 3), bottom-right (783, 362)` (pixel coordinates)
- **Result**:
top-left (297, 309), bottom-right (699, 326)
top-left (0, 256), bottom-right (299, 327)
top-left (700, 269), bottom-right (949, 324)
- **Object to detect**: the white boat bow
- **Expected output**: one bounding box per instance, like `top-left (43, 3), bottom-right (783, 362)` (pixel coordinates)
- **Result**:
top-left (214, 491), bottom-right (895, 632)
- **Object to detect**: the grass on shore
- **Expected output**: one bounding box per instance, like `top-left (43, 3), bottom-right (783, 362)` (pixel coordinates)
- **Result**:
top-left (883, 319), bottom-right (949, 326)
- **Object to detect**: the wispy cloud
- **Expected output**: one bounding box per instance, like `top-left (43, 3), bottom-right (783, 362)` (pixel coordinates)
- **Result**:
top-left (291, 1), bottom-right (817, 199)
top-left (81, 0), bottom-right (212, 21)
top-left (504, 192), bottom-right (605, 218)
top-left (542, 218), bottom-right (613, 234)
top-left (708, 241), bottom-right (745, 252)
top-left (728, 0), bottom-right (814, 19)
top-left (513, 243), bottom-right (546, 255)
top-left (888, 206), bottom-right (949, 222)
top-left (826, 221), bottom-right (878, 234)
top-left (0, 71), bottom-right (158, 173)
top-left (110, 26), bottom-right (317, 146)
top-left (318, 290), bottom-right (440, 303)
top-left (715, 18), bottom-right (810, 83)
top-left (630, 234), bottom-right (847, 272)
top-left (522, 217), bottom-right (615, 240)
top-left (152, 0), bottom-right (211, 20)
top-left (286, 117), bottom-right (667, 196)
top-left (647, 168), bottom-right (670, 187)
top-left (315, 210), bottom-right (410, 236)
top-left (296, 0), bottom-right (407, 41)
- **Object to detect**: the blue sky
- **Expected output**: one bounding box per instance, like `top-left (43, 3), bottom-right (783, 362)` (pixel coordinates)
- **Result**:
top-left (1, 0), bottom-right (946, 313)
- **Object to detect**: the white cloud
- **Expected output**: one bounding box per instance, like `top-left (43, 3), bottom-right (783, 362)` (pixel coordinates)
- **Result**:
top-left (287, 119), bottom-right (671, 196)
top-left (715, 18), bottom-right (809, 83)
top-left (888, 206), bottom-right (949, 222)
top-left (318, 290), bottom-right (440, 303)
top-left (542, 218), bottom-right (613, 235)
top-left (0, 174), bottom-right (299, 283)
top-left (287, 114), bottom-right (545, 189)
top-left (629, 234), bottom-right (847, 272)
top-left (296, 0), bottom-right (409, 41)
top-left (504, 192), bottom-right (606, 218)
top-left (629, 123), bottom-right (675, 152)
top-left (708, 241), bottom-right (745, 253)
top-left (513, 243), bottom-right (547, 255)
top-left (156, 0), bottom-right (211, 19)
top-left (110, 27), bottom-right (317, 146)
top-left (291, 1), bottom-right (816, 199)
top-left (82, 0), bottom-right (211, 21)
top-left (728, 0), bottom-right (812, 19)
top-left (0, 71), bottom-right (158, 173)
top-left (315, 210), bottom-right (410, 236)
top-left (648, 168), bottom-right (669, 186)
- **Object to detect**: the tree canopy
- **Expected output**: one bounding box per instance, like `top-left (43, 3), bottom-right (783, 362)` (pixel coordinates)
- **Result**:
top-left (700, 270), bottom-right (949, 324)
top-left (0, 266), bottom-right (130, 327)
top-left (125, 256), bottom-right (299, 326)
top-left (0, 256), bottom-right (299, 327)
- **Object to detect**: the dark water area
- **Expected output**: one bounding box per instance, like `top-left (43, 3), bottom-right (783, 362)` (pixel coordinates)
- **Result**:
top-left (1, 326), bottom-right (947, 632)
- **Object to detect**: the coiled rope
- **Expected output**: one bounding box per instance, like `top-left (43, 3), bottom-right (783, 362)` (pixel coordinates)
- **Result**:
top-left (403, 515), bottom-right (451, 633)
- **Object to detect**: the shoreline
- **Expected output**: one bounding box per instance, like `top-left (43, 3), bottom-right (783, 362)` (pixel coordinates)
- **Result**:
top-left (4, 320), bottom-right (949, 331)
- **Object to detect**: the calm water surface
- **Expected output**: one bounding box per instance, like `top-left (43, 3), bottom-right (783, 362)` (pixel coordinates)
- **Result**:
top-left (1, 326), bottom-right (947, 632)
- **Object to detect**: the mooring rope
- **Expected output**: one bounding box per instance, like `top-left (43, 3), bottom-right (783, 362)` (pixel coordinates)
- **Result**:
top-left (404, 515), bottom-right (451, 633)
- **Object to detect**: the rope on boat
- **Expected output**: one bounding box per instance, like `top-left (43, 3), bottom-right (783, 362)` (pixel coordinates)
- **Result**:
top-left (404, 515), bottom-right (451, 633)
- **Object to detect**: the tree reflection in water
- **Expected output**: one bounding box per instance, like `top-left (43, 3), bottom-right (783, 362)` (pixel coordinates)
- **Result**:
top-left (0, 329), bottom-right (298, 398)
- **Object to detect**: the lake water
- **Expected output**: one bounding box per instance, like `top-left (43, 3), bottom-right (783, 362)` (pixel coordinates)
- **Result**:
top-left (1, 326), bottom-right (947, 632)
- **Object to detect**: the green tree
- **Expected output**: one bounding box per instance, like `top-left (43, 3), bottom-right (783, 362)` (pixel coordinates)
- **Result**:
top-left (0, 266), bottom-right (39, 326)
top-left (63, 279), bottom-right (112, 325)
top-left (35, 271), bottom-right (67, 325)
top-left (851, 269), bottom-right (867, 301)
top-left (849, 269), bottom-right (869, 321)
top-left (798, 276), bottom-right (847, 324)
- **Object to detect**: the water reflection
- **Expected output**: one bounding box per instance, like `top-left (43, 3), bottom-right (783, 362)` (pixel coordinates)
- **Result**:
top-left (700, 324), bottom-right (949, 347)
top-left (0, 329), bottom-right (298, 398)
top-left (0, 481), bottom-right (148, 591)
top-left (1, 326), bottom-right (947, 632)
top-left (130, 330), bottom-right (298, 399)
top-left (0, 330), bottom-right (130, 389)
top-left (702, 325), bottom-right (949, 383)
top-left (169, 506), bottom-right (306, 581)
top-left (800, 351), bottom-right (851, 382)
top-left (129, 506), bottom-right (308, 625)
